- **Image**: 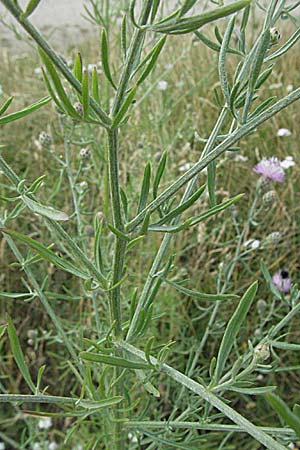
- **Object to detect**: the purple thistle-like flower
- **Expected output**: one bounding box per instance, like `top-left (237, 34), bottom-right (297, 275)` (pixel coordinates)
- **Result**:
top-left (272, 270), bottom-right (291, 293)
top-left (253, 157), bottom-right (285, 182)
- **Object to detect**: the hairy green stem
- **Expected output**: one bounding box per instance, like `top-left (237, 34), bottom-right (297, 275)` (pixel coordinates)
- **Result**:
top-left (127, 107), bottom-right (229, 340)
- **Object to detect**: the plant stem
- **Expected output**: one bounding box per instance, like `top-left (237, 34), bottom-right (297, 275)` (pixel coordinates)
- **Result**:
top-left (126, 87), bottom-right (300, 231)
top-left (119, 342), bottom-right (287, 450)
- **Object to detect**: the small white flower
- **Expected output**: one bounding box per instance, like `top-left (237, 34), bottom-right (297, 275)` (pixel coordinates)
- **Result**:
top-left (286, 84), bottom-right (294, 93)
top-left (280, 156), bottom-right (295, 169)
top-left (0, 443), bottom-right (5, 450)
top-left (38, 417), bottom-right (52, 430)
top-left (87, 64), bottom-right (96, 73)
top-left (277, 128), bottom-right (292, 137)
top-left (243, 239), bottom-right (260, 250)
top-left (233, 154), bottom-right (248, 162)
top-left (287, 443), bottom-right (296, 450)
top-left (48, 442), bottom-right (58, 450)
top-left (269, 82), bottom-right (283, 90)
top-left (157, 80), bottom-right (168, 91)
top-left (178, 162), bottom-right (194, 172)
top-left (33, 444), bottom-right (41, 450)
top-left (34, 67), bottom-right (42, 75)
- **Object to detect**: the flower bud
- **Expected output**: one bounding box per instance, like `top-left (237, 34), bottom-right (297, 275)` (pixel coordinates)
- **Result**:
top-left (79, 147), bottom-right (91, 160)
top-left (38, 131), bottom-right (52, 148)
top-left (270, 27), bottom-right (281, 46)
top-left (254, 342), bottom-right (270, 362)
top-left (262, 190), bottom-right (277, 208)
top-left (256, 299), bottom-right (267, 315)
top-left (266, 231), bottom-right (281, 245)
top-left (74, 101), bottom-right (83, 116)
top-left (258, 176), bottom-right (271, 194)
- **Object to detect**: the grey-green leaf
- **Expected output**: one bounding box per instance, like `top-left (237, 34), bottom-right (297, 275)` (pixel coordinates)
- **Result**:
top-left (7, 317), bottom-right (36, 393)
top-left (22, 195), bottom-right (69, 221)
top-left (214, 281), bottom-right (258, 383)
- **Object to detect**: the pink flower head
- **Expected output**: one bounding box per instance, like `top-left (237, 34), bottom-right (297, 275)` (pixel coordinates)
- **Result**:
top-left (253, 157), bottom-right (285, 182)
top-left (272, 270), bottom-right (291, 293)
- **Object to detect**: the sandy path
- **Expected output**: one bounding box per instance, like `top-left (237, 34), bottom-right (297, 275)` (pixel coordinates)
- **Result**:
top-left (0, 0), bottom-right (99, 49)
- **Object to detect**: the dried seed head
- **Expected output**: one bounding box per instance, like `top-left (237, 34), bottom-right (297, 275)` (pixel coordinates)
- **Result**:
top-left (74, 101), bottom-right (83, 116)
top-left (38, 131), bottom-right (52, 148)
top-left (266, 231), bottom-right (281, 245)
top-left (79, 147), bottom-right (91, 160)
top-left (270, 27), bottom-right (281, 45)
top-left (262, 190), bottom-right (277, 208)
top-left (254, 342), bottom-right (270, 361)
top-left (257, 299), bottom-right (267, 315)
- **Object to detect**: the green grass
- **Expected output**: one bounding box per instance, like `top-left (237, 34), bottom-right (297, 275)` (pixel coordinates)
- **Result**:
top-left (1, 15), bottom-right (300, 450)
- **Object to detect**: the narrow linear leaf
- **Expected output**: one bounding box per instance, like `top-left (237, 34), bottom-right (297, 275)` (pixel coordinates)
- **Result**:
top-left (78, 396), bottom-right (123, 410)
top-left (137, 162), bottom-right (151, 214)
top-left (151, 0), bottom-right (162, 23)
top-left (107, 223), bottom-right (130, 241)
top-left (91, 66), bottom-right (100, 103)
top-left (266, 393), bottom-right (300, 438)
top-left (22, 0), bottom-right (42, 18)
top-left (153, 151), bottom-right (168, 199)
top-left (178, 0), bottom-right (198, 18)
top-left (260, 260), bottom-right (282, 300)
top-left (219, 15), bottom-right (235, 105)
top-left (214, 281), bottom-right (258, 383)
top-left (82, 70), bottom-right (90, 119)
top-left (121, 15), bottom-right (127, 62)
top-left (1, 229), bottom-right (90, 280)
top-left (249, 29), bottom-right (270, 91)
top-left (73, 53), bottom-right (83, 83)
top-left (22, 195), bottom-right (69, 221)
top-left (112, 87), bottom-right (137, 129)
top-left (165, 279), bottom-right (239, 301)
top-left (157, 184), bottom-right (206, 225)
top-left (207, 161), bottom-right (216, 206)
top-left (101, 29), bottom-right (117, 90)
top-left (39, 49), bottom-right (81, 119)
top-left (0, 96), bottom-right (14, 116)
top-left (136, 36), bottom-right (167, 86)
top-left (152, 0), bottom-right (251, 34)
top-left (80, 352), bottom-right (151, 370)
top-left (228, 386), bottom-right (276, 395)
top-left (7, 318), bottom-right (36, 393)
top-left (0, 97), bottom-right (51, 125)
top-left (271, 341), bottom-right (300, 351)
top-left (41, 68), bottom-right (64, 112)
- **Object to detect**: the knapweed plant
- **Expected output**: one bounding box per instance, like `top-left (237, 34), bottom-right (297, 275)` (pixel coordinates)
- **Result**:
top-left (1, 0), bottom-right (300, 448)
